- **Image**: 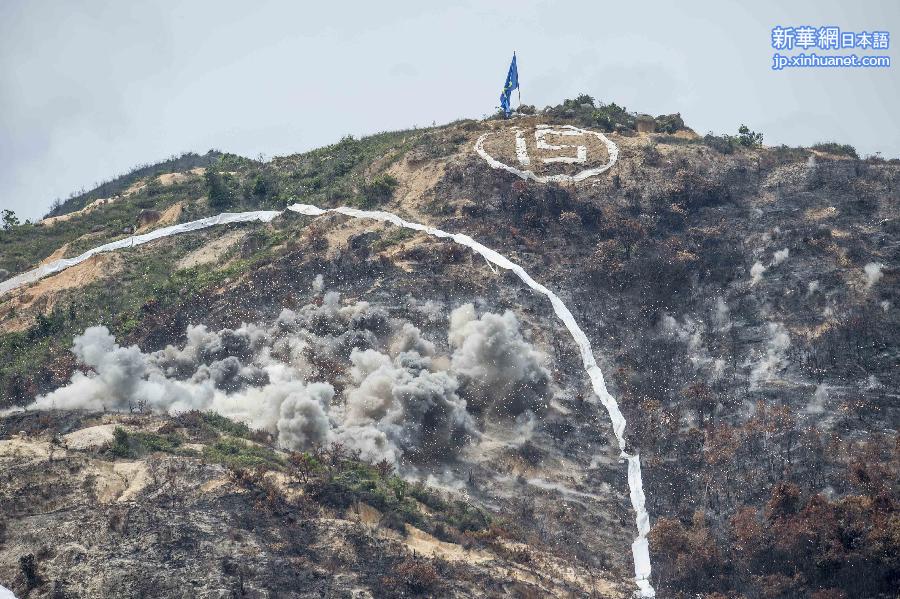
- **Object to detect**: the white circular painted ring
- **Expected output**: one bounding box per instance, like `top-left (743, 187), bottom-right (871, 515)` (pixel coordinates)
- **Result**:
top-left (474, 124), bottom-right (619, 183)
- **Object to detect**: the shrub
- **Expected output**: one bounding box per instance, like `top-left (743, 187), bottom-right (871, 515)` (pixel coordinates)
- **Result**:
top-left (370, 227), bottom-right (414, 253)
top-left (667, 169), bottom-right (729, 212)
top-left (409, 482), bottom-right (447, 512)
top-left (19, 553), bottom-right (38, 589)
top-left (202, 437), bottom-right (284, 470)
top-left (385, 558), bottom-right (440, 595)
top-left (381, 509), bottom-right (409, 535)
top-left (649, 511), bottom-right (723, 592)
top-left (246, 173), bottom-right (276, 204)
top-left (199, 411), bottom-right (254, 438)
top-left (444, 501), bottom-right (490, 533)
top-left (541, 96), bottom-right (636, 132)
top-left (359, 174), bottom-right (399, 207)
top-left (702, 133), bottom-right (739, 154)
top-left (110, 427), bottom-right (134, 458)
top-left (770, 144), bottom-right (810, 164)
top-left (655, 113), bottom-right (685, 134)
top-left (590, 239), bottom-right (627, 276)
top-left (811, 142), bottom-right (859, 159)
top-left (591, 101), bottom-right (633, 132)
top-left (108, 427), bottom-right (187, 459)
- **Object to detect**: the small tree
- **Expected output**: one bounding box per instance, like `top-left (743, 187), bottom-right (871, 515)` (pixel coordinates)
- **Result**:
top-left (110, 427), bottom-right (134, 458)
top-left (251, 174), bottom-right (272, 202)
top-left (2, 209), bottom-right (20, 230)
top-left (205, 168), bottom-right (233, 209)
top-left (738, 124), bottom-right (764, 147)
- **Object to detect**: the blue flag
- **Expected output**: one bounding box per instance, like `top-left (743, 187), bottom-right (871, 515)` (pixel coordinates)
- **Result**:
top-left (500, 53), bottom-right (518, 117)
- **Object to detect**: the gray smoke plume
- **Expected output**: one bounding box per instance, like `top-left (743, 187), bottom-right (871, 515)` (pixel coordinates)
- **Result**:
top-left (23, 291), bottom-right (552, 467)
top-left (277, 382), bottom-right (334, 449)
top-left (864, 262), bottom-right (884, 288)
top-left (659, 313), bottom-right (725, 380)
top-left (749, 322), bottom-right (791, 388)
top-left (772, 248), bottom-right (789, 265)
top-left (343, 347), bottom-right (475, 462)
top-left (448, 304), bottom-right (551, 417)
top-left (750, 261), bottom-right (766, 286)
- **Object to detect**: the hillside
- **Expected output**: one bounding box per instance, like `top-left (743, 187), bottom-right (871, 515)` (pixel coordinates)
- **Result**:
top-left (1, 97), bottom-right (898, 598)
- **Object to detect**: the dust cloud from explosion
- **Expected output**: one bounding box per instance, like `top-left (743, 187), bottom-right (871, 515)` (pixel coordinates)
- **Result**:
top-left (24, 279), bottom-right (552, 467)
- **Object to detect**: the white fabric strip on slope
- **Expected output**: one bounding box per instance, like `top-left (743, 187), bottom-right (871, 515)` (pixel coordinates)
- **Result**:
top-left (0, 584), bottom-right (16, 599)
top-left (0, 211), bottom-right (282, 296)
top-left (0, 203), bottom-right (656, 597)
top-left (286, 203), bottom-right (655, 597)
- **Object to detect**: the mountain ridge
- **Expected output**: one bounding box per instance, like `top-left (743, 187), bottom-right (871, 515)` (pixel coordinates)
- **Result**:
top-left (1, 97), bottom-right (898, 598)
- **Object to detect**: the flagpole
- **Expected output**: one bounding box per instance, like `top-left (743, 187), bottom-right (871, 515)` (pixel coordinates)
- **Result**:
top-left (516, 51), bottom-right (521, 108)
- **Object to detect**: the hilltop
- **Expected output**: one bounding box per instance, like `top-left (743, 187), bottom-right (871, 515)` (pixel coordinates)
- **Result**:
top-left (1, 96), bottom-right (898, 598)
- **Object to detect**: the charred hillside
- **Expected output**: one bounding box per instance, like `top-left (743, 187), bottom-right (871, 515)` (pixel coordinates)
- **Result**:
top-left (1, 97), bottom-right (898, 598)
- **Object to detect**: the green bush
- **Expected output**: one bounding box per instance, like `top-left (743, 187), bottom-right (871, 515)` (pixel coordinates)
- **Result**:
top-left (811, 142), bottom-right (859, 159)
top-left (654, 113), bottom-right (685, 134)
top-left (203, 437), bottom-right (284, 470)
top-left (371, 228), bottom-right (414, 252)
top-left (443, 500), bottom-right (491, 533)
top-left (359, 174), bottom-right (399, 208)
top-left (109, 427), bottom-right (187, 458)
top-left (702, 133), bottom-right (739, 154)
top-left (409, 482), bottom-right (447, 512)
top-left (248, 173), bottom-right (275, 204)
top-left (591, 102), bottom-right (633, 131)
top-left (198, 411), bottom-right (254, 438)
top-left (110, 427), bottom-right (133, 458)
top-left (541, 96), bottom-right (636, 132)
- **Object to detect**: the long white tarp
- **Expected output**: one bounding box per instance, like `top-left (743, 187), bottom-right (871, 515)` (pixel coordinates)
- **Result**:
top-left (0, 203), bottom-right (656, 597)
top-left (286, 204), bottom-right (655, 596)
top-left (0, 211), bottom-right (281, 296)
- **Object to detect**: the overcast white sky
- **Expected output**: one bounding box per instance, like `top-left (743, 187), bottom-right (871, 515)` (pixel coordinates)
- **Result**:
top-left (1, 0), bottom-right (898, 221)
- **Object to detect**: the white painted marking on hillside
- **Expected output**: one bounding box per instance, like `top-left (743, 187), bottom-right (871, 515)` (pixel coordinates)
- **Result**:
top-left (0, 211), bottom-right (281, 296)
top-left (535, 125), bottom-right (588, 164)
top-left (475, 124), bottom-right (618, 183)
top-left (513, 128), bottom-right (531, 166)
top-left (0, 196), bottom-right (656, 597)
top-left (285, 203), bottom-right (654, 597)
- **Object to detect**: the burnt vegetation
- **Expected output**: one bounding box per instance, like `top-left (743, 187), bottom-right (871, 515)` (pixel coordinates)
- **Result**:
top-left (1, 96), bottom-right (898, 598)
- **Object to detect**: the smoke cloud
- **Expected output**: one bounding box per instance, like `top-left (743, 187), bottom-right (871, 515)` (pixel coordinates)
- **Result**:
top-left (448, 304), bottom-right (552, 417)
top-left (23, 291), bottom-right (551, 467)
top-left (660, 313), bottom-right (725, 380)
top-left (711, 297), bottom-right (731, 333)
top-left (864, 262), bottom-right (884, 288)
top-left (750, 261), bottom-right (766, 286)
top-left (749, 322), bottom-right (791, 388)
